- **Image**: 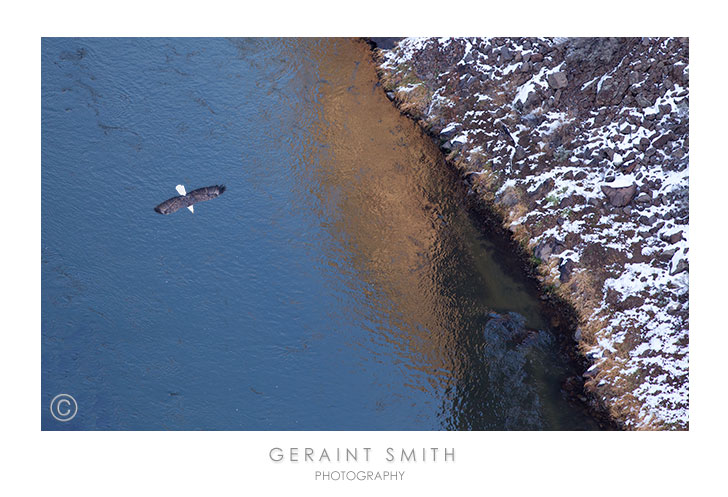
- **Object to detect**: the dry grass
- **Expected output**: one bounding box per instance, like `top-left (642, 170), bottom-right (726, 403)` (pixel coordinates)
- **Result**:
top-left (563, 272), bottom-right (672, 430)
top-left (464, 152), bottom-right (503, 201)
top-left (539, 256), bottom-right (561, 283)
top-left (379, 61), bottom-right (433, 119)
top-left (378, 64), bottom-right (401, 91)
top-left (472, 171), bottom-right (500, 201)
top-left (396, 85), bottom-right (431, 117)
top-left (559, 270), bottom-right (605, 321)
top-left (583, 353), bottom-right (652, 429)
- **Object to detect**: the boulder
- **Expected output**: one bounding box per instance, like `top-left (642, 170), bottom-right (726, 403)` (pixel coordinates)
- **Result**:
top-left (652, 131), bottom-right (676, 149)
top-left (498, 187), bottom-right (521, 208)
top-left (547, 71), bottom-right (568, 89)
top-left (635, 93), bottom-right (652, 108)
top-left (501, 46), bottom-right (513, 62)
top-left (525, 89), bottom-right (541, 108)
top-left (583, 365), bottom-right (600, 379)
top-left (559, 259), bottom-right (576, 283)
top-left (463, 171), bottom-right (483, 185)
top-left (514, 146), bottom-right (527, 161)
top-left (559, 194), bottom-right (585, 209)
top-left (661, 230), bottom-right (684, 244)
top-left (530, 178), bottom-right (555, 199)
top-left (596, 76), bottom-right (614, 103)
top-left (662, 247), bottom-right (679, 259)
top-left (623, 161), bottom-right (638, 174)
top-left (534, 238), bottom-right (564, 261)
top-left (670, 259), bottom-right (688, 275)
top-left (439, 124), bottom-right (460, 141)
top-left (601, 183), bottom-right (638, 207)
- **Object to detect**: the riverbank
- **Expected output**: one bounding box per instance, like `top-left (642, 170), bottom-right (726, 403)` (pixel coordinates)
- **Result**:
top-left (370, 37), bottom-right (689, 430)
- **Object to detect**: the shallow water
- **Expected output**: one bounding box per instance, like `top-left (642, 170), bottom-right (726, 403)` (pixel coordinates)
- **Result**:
top-left (41, 38), bottom-right (599, 430)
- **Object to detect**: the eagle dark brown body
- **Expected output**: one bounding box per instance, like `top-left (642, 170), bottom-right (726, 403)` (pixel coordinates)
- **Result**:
top-left (154, 185), bottom-right (226, 215)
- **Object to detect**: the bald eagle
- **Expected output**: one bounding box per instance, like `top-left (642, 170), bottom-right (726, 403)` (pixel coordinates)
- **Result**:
top-left (154, 184), bottom-right (226, 215)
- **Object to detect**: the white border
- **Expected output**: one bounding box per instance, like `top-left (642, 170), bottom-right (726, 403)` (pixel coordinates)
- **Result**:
top-left (3, 0), bottom-right (725, 495)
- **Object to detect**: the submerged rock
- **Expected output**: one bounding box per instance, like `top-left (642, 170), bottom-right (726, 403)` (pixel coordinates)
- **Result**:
top-left (478, 312), bottom-right (558, 429)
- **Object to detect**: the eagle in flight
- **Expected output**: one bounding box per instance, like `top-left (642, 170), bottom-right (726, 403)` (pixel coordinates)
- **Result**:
top-left (154, 184), bottom-right (226, 215)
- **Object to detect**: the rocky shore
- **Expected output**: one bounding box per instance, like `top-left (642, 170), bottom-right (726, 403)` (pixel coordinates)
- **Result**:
top-left (372, 37), bottom-right (689, 430)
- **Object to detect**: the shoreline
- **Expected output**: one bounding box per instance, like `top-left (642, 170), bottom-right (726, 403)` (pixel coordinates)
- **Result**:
top-left (365, 38), bottom-right (618, 430)
top-left (366, 37), bottom-right (689, 430)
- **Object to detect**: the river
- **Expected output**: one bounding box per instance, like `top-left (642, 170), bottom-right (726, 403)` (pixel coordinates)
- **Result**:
top-left (41, 37), bottom-right (599, 430)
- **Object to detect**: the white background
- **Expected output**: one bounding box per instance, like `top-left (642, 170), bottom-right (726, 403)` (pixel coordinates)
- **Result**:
top-left (2, 1), bottom-right (725, 495)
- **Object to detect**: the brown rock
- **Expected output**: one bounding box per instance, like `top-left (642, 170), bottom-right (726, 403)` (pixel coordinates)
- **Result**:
top-left (530, 178), bottom-right (555, 199)
top-left (514, 146), bottom-right (527, 161)
top-left (601, 183), bottom-right (638, 207)
top-left (661, 230), bottom-right (684, 244)
top-left (547, 71), bottom-right (568, 89)
top-left (670, 259), bottom-right (688, 275)
top-left (635, 93), bottom-right (652, 108)
top-left (534, 238), bottom-right (564, 261)
top-left (559, 259), bottom-right (576, 283)
top-left (500, 46), bottom-right (513, 62)
top-left (559, 194), bottom-right (585, 208)
top-left (652, 131), bottom-right (676, 149)
top-left (499, 188), bottom-right (521, 208)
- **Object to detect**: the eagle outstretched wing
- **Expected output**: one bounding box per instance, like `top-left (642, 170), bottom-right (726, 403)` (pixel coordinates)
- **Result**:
top-left (154, 184), bottom-right (226, 215)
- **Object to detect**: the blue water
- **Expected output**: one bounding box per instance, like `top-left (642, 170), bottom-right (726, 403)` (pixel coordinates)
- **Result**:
top-left (42, 38), bottom-right (599, 430)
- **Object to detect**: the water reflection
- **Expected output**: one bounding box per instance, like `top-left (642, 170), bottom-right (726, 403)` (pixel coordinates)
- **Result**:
top-left (268, 39), bottom-right (596, 429)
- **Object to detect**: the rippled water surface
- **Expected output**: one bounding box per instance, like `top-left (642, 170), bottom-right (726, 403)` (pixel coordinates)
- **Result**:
top-left (42, 38), bottom-right (599, 430)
